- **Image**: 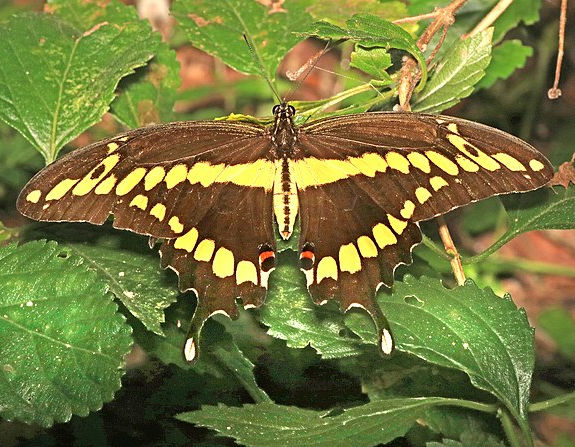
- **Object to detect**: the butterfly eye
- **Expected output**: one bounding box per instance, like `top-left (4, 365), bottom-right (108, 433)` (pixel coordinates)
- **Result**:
top-left (288, 105), bottom-right (296, 115)
top-left (272, 105), bottom-right (280, 115)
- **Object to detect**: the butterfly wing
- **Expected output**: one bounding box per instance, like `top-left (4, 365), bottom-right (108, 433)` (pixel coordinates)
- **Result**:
top-left (18, 121), bottom-right (278, 359)
top-left (294, 112), bottom-right (553, 346)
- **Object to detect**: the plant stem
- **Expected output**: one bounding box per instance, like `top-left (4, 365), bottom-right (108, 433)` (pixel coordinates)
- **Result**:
top-left (421, 234), bottom-right (451, 260)
top-left (498, 408), bottom-right (533, 447)
top-left (480, 257), bottom-right (575, 278)
top-left (530, 390), bottom-right (575, 412)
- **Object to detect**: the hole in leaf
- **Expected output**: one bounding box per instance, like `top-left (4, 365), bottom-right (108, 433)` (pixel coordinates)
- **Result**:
top-left (404, 295), bottom-right (424, 307)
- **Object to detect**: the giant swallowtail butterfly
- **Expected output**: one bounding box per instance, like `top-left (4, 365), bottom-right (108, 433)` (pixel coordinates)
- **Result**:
top-left (17, 104), bottom-right (553, 361)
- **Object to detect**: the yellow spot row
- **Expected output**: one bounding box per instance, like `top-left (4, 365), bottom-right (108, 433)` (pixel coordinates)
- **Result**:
top-left (173, 228), bottom-right (259, 286)
top-left (316, 216), bottom-right (410, 284)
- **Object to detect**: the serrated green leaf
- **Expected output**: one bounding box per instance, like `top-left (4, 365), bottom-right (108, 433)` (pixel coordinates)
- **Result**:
top-left (0, 241), bottom-right (132, 427)
top-left (47, 0), bottom-right (178, 128)
top-left (472, 186), bottom-right (575, 261)
top-left (350, 47), bottom-right (392, 82)
top-left (538, 308), bottom-right (575, 358)
top-left (346, 276), bottom-right (534, 422)
top-left (308, 14), bottom-right (427, 88)
top-left (29, 224), bottom-right (179, 336)
top-left (412, 28), bottom-right (492, 113)
top-left (0, 12), bottom-right (158, 163)
top-left (260, 251), bottom-right (366, 359)
top-left (177, 397), bottom-right (459, 447)
top-left (172, 0), bottom-right (312, 82)
top-left (477, 40), bottom-right (532, 89)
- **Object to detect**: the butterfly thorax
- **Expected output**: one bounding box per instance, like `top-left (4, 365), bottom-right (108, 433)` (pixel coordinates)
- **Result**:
top-left (270, 103), bottom-right (299, 240)
top-left (270, 103), bottom-right (297, 156)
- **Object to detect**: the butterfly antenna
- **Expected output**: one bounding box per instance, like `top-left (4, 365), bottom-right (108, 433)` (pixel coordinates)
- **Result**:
top-left (243, 34), bottom-right (282, 104)
top-left (283, 39), bottom-right (335, 103)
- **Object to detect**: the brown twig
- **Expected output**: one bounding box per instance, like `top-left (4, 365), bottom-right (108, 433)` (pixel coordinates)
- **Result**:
top-left (548, 0), bottom-right (567, 99)
top-left (462, 0), bottom-right (513, 39)
top-left (437, 216), bottom-right (466, 286)
top-left (396, 0), bottom-right (468, 110)
top-left (392, 11), bottom-right (440, 24)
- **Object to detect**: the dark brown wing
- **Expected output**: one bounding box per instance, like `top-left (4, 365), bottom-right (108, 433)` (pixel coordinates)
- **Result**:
top-left (293, 112), bottom-right (553, 348)
top-left (17, 121), bottom-right (277, 361)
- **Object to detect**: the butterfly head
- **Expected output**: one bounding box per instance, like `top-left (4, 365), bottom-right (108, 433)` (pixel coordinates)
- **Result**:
top-left (272, 103), bottom-right (296, 120)
top-left (271, 103), bottom-right (297, 153)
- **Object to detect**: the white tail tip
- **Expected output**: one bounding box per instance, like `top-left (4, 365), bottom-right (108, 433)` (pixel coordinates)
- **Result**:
top-left (184, 337), bottom-right (197, 362)
top-left (381, 328), bottom-right (393, 355)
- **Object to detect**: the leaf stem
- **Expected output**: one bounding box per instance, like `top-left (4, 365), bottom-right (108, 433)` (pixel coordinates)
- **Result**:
top-left (478, 257), bottom-right (575, 278)
top-left (463, 242), bottom-right (506, 264)
top-left (529, 391), bottom-right (575, 412)
top-left (498, 408), bottom-right (533, 447)
top-left (421, 234), bottom-right (451, 260)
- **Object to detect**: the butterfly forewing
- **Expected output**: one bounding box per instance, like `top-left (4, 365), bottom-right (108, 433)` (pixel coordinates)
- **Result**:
top-left (17, 120), bottom-right (278, 341)
top-left (291, 112), bottom-right (552, 331)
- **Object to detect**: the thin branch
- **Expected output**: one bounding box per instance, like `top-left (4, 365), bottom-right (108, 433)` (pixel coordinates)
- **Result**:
top-left (548, 0), bottom-right (567, 99)
top-left (392, 11), bottom-right (440, 24)
top-left (462, 0), bottom-right (513, 39)
top-left (396, 0), bottom-right (468, 110)
top-left (437, 216), bottom-right (466, 286)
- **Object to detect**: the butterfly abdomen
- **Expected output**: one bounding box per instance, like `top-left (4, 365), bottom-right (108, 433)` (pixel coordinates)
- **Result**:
top-left (273, 156), bottom-right (299, 240)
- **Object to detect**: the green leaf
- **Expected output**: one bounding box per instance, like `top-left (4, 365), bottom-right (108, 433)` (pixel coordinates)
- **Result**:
top-left (260, 251), bottom-right (366, 359)
top-left (492, 0), bottom-right (541, 42)
top-left (177, 397), bottom-right (460, 447)
top-left (47, 0), bottom-right (177, 128)
top-left (538, 308), bottom-right (575, 358)
top-left (412, 28), bottom-right (492, 113)
top-left (111, 42), bottom-right (181, 127)
top-left (346, 276), bottom-right (534, 422)
top-left (423, 406), bottom-right (500, 441)
top-left (350, 47), bottom-right (392, 82)
top-left (0, 12), bottom-right (158, 163)
top-left (427, 431), bottom-right (506, 447)
top-left (307, 0), bottom-right (417, 33)
top-left (308, 14), bottom-right (427, 88)
top-left (470, 186), bottom-right (575, 262)
top-left (172, 0), bottom-right (313, 82)
top-left (29, 224), bottom-right (179, 336)
top-left (137, 297), bottom-right (270, 403)
top-left (47, 0), bottom-right (147, 28)
top-left (0, 241), bottom-right (132, 427)
top-left (0, 123), bottom-right (42, 200)
top-left (477, 40), bottom-right (532, 89)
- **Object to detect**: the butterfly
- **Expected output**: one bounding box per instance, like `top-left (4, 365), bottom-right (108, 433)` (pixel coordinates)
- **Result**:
top-left (17, 103), bottom-right (554, 362)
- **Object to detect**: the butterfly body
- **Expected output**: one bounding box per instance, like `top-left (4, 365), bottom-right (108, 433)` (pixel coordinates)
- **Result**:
top-left (17, 107), bottom-right (554, 361)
